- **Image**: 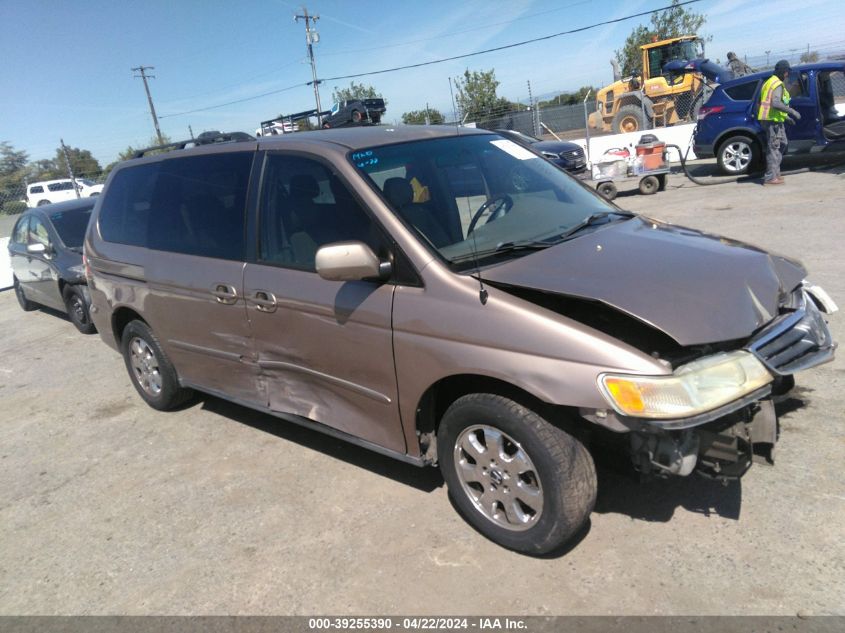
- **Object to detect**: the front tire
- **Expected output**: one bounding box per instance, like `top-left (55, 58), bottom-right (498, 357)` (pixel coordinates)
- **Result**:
top-left (611, 105), bottom-right (645, 134)
top-left (717, 135), bottom-right (759, 175)
top-left (437, 394), bottom-right (596, 555)
top-left (63, 285), bottom-right (96, 334)
top-left (121, 320), bottom-right (193, 410)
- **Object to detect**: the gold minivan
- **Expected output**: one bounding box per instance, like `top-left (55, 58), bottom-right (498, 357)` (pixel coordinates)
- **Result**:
top-left (84, 127), bottom-right (837, 553)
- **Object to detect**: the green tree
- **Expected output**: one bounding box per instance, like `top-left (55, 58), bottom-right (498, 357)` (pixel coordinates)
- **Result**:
top-left (1, 142), bottom-right (30, 211)
top-left (401, 108), bottom-right (445, 125)
top-left (800, 50), bottom-right (819, 63)
top-left (53, 145), bottom-right (101, 179)
top-left (331, 81), bottom-right (380, 103)
top-left (537, 86), bottom-right (597, 108)
top-left (615, 0), bottom-right (708, 76)
top-left (454, 68), bottom-right (515, 122)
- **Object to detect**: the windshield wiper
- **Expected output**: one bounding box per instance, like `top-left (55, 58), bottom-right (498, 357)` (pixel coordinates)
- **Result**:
top-left (553, 211), bottom-right (633, 242)
top-left (452, 240), bottom-right (553, 263)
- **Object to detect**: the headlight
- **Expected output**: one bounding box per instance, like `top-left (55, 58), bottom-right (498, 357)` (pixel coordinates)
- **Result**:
top-left (598, 351), bottom-right (772, 419)
top-left (541, 151), bottom-right (559, 159)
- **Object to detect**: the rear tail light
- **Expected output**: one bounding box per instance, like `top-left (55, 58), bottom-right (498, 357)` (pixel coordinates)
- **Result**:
top-left (697, 105), bottom-right (724, 120)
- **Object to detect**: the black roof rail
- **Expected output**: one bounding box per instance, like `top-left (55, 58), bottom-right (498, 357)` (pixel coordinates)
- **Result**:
top-left (132, 130), bottom-right (255, 159)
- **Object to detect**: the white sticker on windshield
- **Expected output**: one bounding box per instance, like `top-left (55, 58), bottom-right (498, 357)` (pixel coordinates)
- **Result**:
top-left (490, 139), bottom-right (539, 160)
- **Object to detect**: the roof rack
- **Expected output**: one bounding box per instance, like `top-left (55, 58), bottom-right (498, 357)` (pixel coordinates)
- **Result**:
top-left (132, 130), bottom-right (255, 159)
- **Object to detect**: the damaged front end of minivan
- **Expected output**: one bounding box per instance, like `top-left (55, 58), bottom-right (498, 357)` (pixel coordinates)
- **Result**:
top-left (485, 227), bottom-right (838, 484)
top-left (576, 284), bottom-right (835, 483)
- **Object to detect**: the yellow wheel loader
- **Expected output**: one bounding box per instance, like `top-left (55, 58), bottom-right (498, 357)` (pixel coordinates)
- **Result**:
top-left (588, 36), bottom-right (707, 134)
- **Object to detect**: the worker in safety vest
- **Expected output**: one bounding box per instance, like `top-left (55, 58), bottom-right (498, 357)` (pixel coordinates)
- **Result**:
top-left (757, 59), bottom-right (801, 185)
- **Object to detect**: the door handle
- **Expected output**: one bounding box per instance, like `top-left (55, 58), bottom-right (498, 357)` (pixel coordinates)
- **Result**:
top-left (210, 284), bottom-right (238, 305)
top-left (251, 290), bottom-right (277, 313)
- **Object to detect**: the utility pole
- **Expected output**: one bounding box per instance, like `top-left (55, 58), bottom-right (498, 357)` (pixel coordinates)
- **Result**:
top-left (295, 7), bottom-right (323, 126)
top-left (132, 65), bottom-right (164, 145)
top-left (765, 50), bottom-right (771, 66)
top-left (60, 139), bottom-right (80, 199)
top-left (188, 125), bottom-right (195, 140)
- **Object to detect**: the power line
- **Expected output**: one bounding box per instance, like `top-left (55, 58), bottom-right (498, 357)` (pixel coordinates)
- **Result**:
top-left (319, 0), bottom-right (704, 82)
top-left (159, 82), bottom-right (306, 119)
top-left (317, 0), bottom-right (592, 58)
top-left (157, 0), bottom-right (702, 120)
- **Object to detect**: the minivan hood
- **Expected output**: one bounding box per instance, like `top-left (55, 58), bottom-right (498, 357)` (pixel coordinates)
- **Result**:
top-left (482, 216), bottom-right (806, 346)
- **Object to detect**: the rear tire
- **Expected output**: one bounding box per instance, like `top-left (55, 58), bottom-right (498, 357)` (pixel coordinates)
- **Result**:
top-left (13, 277), bottom-right (36, 311)
top-left (351, 109), bottom-right (363, 123)
top-left (63, 285), bottom-right (96, 334)
top-left (121, 320), bottom-right (194, 411)
top-left (717, 135), bottom-right (760, 175)
top-left (37, 200), bottom-right (50, 207)
top-left (437, 394), bottom-right (596, 555)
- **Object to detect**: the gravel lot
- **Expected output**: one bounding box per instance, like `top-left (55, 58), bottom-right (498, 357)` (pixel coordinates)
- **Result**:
top-left (1, 160), bottom-right (843, 615)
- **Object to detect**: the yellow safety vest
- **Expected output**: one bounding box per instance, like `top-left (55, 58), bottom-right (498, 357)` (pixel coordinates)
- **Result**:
top-left (757, 76), bottom-right (791, 122)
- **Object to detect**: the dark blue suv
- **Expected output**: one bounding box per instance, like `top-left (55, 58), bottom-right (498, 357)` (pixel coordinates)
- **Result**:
top-left (693, 62), bottom-right (845, 175)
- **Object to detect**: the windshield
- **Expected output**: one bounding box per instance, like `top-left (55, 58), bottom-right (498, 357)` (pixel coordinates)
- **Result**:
top-left (351, 134), bottom-right (621, 270)
top-left (50, 205), bottom-right (93, 248)
top-left (649, 39), bottom-right (703, 77)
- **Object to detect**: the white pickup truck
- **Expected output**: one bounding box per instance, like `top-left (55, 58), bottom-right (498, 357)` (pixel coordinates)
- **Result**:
top-left (26, 178), bottom-right (104, 207)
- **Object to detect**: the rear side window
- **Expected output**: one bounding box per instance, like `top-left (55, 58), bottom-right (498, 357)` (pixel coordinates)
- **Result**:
top-left (99, 152), bottom-right (253, 260)
top-left (29, 185), bottom-right (44, 194)
top-left (724, 81), bottom-right (758, 101)
top-left (47, 181), bottom-right (74, 192)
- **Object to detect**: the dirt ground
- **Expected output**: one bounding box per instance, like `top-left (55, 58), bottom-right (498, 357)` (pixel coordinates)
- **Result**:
top-left (1, 159), bottom-right (844, 615)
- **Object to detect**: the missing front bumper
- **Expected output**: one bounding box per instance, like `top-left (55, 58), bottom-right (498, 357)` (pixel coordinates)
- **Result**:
top-left (629, 399), bottom-right (778, 483)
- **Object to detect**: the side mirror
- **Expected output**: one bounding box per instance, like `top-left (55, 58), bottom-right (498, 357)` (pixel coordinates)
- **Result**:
top-left (315, 241), bottom-right (390, 282)
top-left (27, 242), bottom-right (48, 255)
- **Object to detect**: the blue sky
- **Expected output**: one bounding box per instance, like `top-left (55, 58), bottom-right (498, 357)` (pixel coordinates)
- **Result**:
top-left (2, 0), bottom-right (844, 166)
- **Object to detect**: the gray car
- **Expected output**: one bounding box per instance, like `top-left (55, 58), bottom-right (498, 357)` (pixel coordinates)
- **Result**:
top-left (8, 197), bottom-right (97, 333)
top-left (83, 126), bottom-right (837, 554)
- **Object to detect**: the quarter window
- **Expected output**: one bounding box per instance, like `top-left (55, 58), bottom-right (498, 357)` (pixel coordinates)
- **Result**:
top-left (12, 216), bottom-right (29, 244)
top-left (29, 185), bottom-right (44, 194)
top-left (724, 81), bottom-right (759, 101)
top-left (258, 154), bottom-right (384, 270)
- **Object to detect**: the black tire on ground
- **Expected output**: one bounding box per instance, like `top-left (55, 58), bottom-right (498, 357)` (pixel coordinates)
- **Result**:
top-left (638, 175), bottom-right (660, 195)
top-left (121, 320), bottom-right (194, 411)
top-left (322, 122), bottom-right (331, 129)
top-left (437, 393), bottom-right (597, 555)
top-left (351, 109), bottom-right (362, 123)
top-left (62, 285), bottom-right (96, 334)
top-left (611, 105), bottom-right (645, 134)
top-left (716, 135), bottom-right (760, 176)
top-left (37, 200), bottom-right (50, 206)
top-left (596, 181), bottom-right (617, 201)
top-left (13, 277), bottom-right (37, 311)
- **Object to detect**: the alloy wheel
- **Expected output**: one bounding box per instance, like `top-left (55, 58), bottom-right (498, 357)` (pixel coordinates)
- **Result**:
top-left (129, 337), bottom-right (163, 396)
top-left (722, 141), bottom-right (752, 172)
top-left (453, 424), bottom-right (544, 531)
